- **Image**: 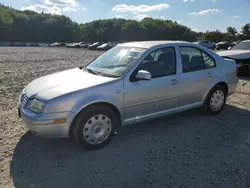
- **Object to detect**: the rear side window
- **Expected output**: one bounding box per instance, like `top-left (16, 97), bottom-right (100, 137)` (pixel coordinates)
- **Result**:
top-left (202, 52), bottom-right (216, 68)
top-left (180, 47), bottom-right (204, 72)
top-left (179, 47), bottom-right (216, 73)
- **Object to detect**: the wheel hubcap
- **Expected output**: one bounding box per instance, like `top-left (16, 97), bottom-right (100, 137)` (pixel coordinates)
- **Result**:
top-left (210, 90), bottom-right (225, 111)
top-left (83, 115), bottom-right (112, 145)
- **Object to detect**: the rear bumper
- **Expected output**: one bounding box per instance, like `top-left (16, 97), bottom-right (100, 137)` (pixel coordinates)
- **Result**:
top-left (228, 74), bottom-right (238, 95)
top-left (19, 107), bottom-right (76, 138)
top-left (228, 83), bottom-right (238, 95)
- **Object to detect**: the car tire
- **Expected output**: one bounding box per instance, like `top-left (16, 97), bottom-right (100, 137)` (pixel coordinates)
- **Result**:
top-left (203, 85), bottom-right (227, 115)
top-left (72, 104), bottom-right (119, 150)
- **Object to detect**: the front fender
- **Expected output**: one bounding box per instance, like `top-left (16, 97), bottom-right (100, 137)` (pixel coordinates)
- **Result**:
top-left (70, 93), bottom-right (123, 119)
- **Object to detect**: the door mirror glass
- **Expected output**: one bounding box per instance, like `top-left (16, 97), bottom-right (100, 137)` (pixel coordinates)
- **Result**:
top-left (135, 70), bottom-right (152, 80)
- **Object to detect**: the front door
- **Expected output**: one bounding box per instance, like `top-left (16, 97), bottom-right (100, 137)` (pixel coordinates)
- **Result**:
top-left (123, 47), bottom-right (180, 123)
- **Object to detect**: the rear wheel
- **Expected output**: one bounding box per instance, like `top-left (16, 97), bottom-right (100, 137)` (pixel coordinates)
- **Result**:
top-left (72, 105), bottom-right (119, 150)
top-left (203, 85), bottom-right (227, 115)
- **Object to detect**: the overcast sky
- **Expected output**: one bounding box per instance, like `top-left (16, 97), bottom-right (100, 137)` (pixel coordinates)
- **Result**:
top-left (1, 0), bottom-right (250, 32)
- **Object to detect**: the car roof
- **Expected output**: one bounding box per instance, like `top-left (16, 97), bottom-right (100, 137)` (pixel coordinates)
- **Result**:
top-left (242, 40), bottom-right (250, 43)
top-left (118, 40), bottom-right (189, 49)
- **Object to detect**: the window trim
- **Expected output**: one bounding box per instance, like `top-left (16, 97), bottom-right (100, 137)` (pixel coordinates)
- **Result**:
top-left (179, 46), bottom-right (216, 73)
top-left (130, 46), bottom-right (177, 81)
top-left (201, 50), bottom-right (216, 69)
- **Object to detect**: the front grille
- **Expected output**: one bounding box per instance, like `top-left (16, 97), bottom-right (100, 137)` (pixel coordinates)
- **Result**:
top-left (20, 94), bottom-right (29, 108)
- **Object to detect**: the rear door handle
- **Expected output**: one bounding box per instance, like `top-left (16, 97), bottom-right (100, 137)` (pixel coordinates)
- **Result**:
top-left (170, 79), bottom-right (180, 85)
top-left (208, 72), bottom-right (213, 78)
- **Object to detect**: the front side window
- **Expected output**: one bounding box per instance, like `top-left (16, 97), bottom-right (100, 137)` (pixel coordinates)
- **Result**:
top-left (86, 46), bottom-right (146, 77)
top-left (180, 46), bottom-right (216, 72)
top-left (137, 47), bottom-right (176, 78)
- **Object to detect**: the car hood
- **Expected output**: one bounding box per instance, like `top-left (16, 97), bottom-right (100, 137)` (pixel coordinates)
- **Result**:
top-left (24, 68), bottom-right (116, 100)
top-left (217, 50), bottom-right (250, 59)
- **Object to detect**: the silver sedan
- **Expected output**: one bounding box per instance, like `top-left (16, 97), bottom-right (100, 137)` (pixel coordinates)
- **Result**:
top-left (18, 41), bottom-right (238, 149)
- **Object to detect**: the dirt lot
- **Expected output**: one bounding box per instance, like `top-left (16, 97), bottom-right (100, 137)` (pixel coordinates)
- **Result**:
top-left (0, 47), bottom-right (250, 188)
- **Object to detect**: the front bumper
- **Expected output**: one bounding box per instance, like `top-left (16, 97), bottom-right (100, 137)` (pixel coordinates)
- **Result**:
top-left (19, 106), bottom-right (76, 138)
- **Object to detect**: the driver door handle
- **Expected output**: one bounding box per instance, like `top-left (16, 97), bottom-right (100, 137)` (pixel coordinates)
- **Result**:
top-left (170, 79), bottom-right (180, 85)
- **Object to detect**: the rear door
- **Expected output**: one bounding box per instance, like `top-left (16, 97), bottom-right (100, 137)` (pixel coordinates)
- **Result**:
top-left (177, 46), bottom-right (217, 106)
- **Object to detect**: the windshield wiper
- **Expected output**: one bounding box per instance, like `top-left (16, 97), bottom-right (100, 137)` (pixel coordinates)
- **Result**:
top-left (85, 68), bottom-right (120, 78)
top-left (85, 68), bottom-right (103, 76)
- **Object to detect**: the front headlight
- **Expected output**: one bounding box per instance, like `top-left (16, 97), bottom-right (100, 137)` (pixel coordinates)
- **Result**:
top-left (27, 99), bottom-right (45, 113)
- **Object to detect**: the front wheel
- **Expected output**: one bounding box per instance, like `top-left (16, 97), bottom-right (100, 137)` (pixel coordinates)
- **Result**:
top-left (203, 85), bottom-right (227, 115)
top-left (72, 105), bottom-right (119, 150)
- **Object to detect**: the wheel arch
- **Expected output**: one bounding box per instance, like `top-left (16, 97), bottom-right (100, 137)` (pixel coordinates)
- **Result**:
top-left (215, 82), bottom-right (228, 93)
top-left (69, 101), bottom-right (122, 138)
top-left (202, 81), bottom-right (229, 103)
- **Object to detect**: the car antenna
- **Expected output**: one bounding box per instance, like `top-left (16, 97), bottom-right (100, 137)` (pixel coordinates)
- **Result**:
top-left (181, 27), bottom-right (190, 41)
top-left (79, 51), bottom-right (87, 70)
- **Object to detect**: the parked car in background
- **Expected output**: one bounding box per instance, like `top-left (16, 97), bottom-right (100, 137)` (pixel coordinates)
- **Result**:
top-left (66, 43), bottom-right (79, 48)
top-left (10, 42), bottom-right (26, 47)
top-left (228, 41), bottom-right (239, 50)
top-left (49, 42), bottom-right (64, 47)
top-left (39, 43), bottom-right (49, 47)
top-left (75, 42), bottom-right (86, 48)
top-left (96, 43), bottom-right (108, 51)
top-left (82, 43), bottom-right (90, 48)
top-left (88, 42), bottom-right (102, 50)
top-left (217, 40), bottom-right (250, 75)
top-left (215, 41), bottom-right (231, 50)
top-left (195, 41), bottom-right (215, 50)
top-left (18, 41), bottom-right (238, 150)
top-left (96, 42), bottom-right (117, 51)
top-left (65, 43), bottom-right (71, 47)
top-left (71, 43), bottom-right (79, 48)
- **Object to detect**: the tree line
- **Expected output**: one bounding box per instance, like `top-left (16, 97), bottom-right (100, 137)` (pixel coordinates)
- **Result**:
top-left (0, 4), bottom-right (250, 43)
top-left (199, 25), bottom-right (250, 43)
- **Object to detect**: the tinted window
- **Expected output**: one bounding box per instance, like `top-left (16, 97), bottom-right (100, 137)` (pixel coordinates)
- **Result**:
top-left (180, 47), bottom-right (216, 72)
top-left (202, 52), bottom-right (216, 68)
top-left (180, 47), bottom-right (205, 72)
top-left (138, 47), bottom-right (176, 78)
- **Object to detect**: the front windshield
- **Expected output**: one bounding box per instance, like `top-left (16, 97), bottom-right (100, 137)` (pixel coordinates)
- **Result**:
top-left (86, 46), bottom-right (146, 77)
top-left (231, 41), bottom-right (250, 50)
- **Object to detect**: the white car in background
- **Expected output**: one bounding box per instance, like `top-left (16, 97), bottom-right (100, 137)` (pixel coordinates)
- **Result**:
top-left (39, 43), bottom-right (49, 47)
top-left (217, 40), bottom-right (250, 74)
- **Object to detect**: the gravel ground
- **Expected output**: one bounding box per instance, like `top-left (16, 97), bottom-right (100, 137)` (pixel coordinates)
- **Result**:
top-left (0, 47), bottom-right (250, 188)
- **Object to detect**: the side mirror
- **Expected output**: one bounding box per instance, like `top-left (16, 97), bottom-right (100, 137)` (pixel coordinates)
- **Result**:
top-left (135, 70), bottom-right (152, 81)
top-left (227, 46), bottom-right (232, 50)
